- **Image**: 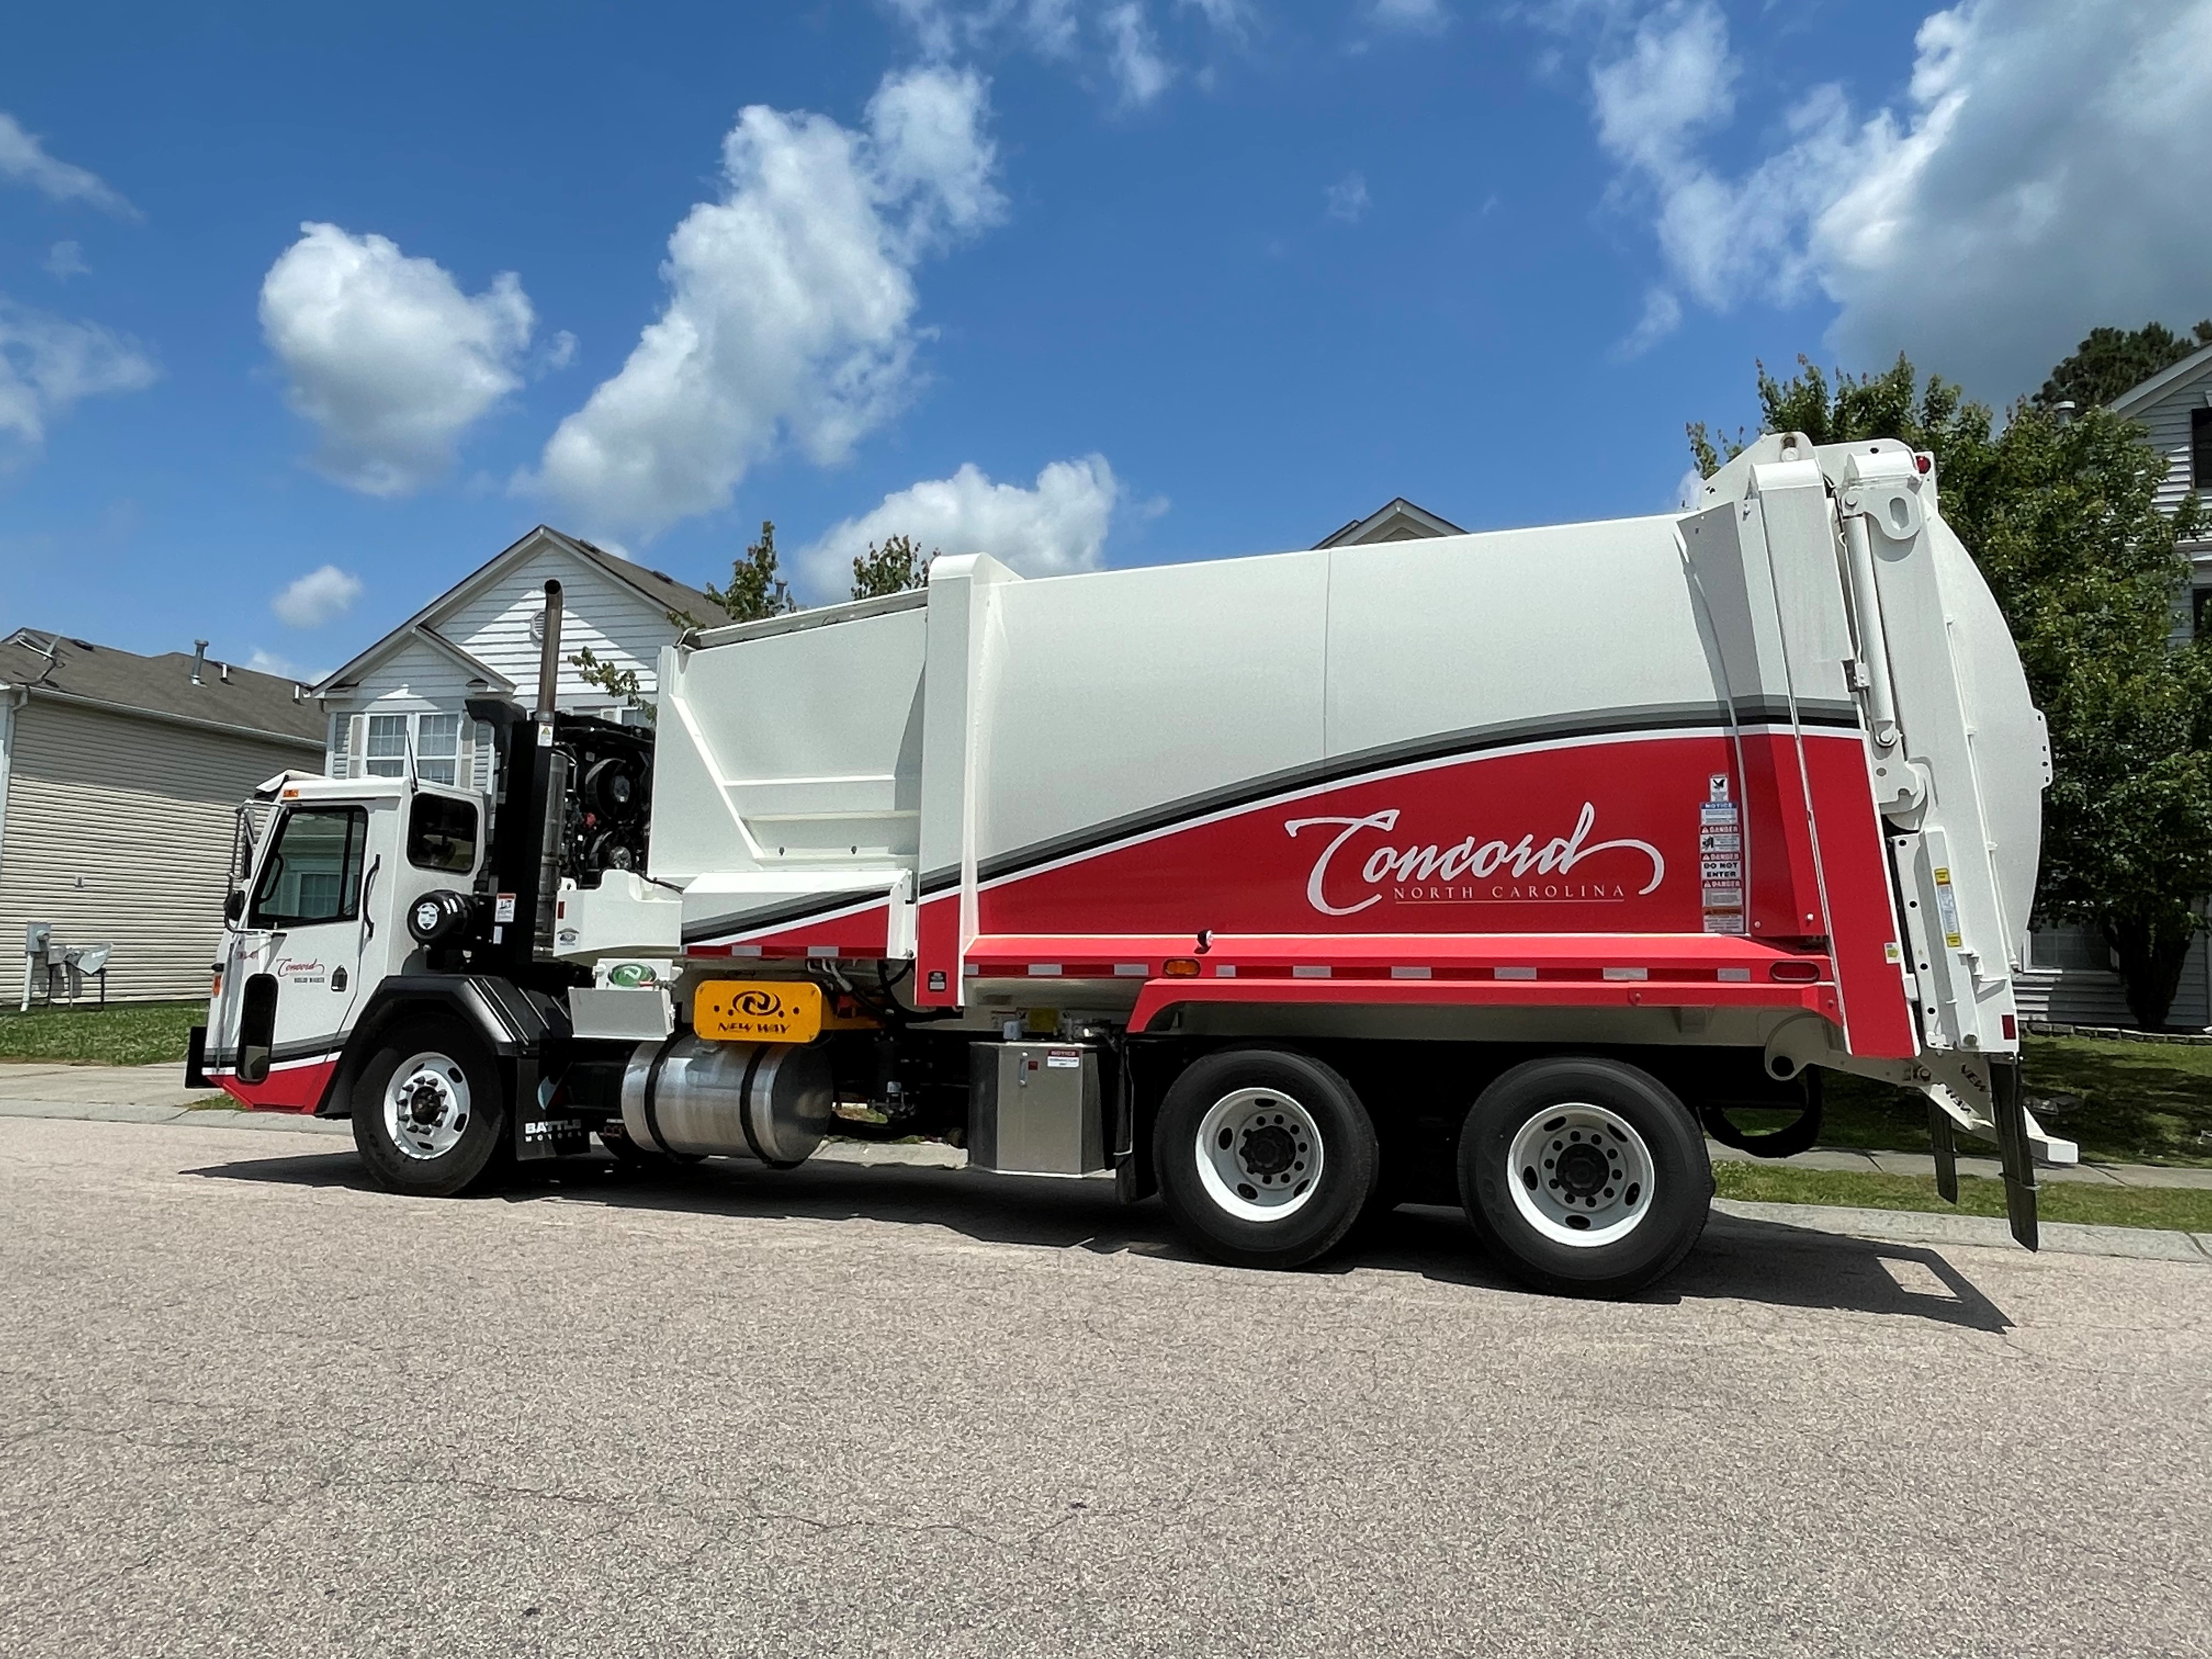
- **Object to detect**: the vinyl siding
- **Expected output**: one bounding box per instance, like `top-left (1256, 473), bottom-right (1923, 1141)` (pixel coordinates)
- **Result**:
top-left (0, 699), bottom-right (318, 1002)
top-left (2015, 928), bottom-right (2211, 1030)
top-left (319, 540), bottom-right (682, 780)
top-left (439, 542), bottom-right (679, 704)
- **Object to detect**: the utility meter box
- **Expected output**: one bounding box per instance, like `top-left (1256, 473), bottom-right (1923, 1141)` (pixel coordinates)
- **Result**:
top-left (968, 1043), bottom-right (1107, 1177)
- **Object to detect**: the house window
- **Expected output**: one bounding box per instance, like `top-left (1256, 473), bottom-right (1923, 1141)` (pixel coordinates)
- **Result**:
top-left (2196, 585), bottom-right (2211, 639)
top-left (2194, 408), bottom-right (2212, 490)
top-left (363, 712), bottom-right (461, 783)
top-left (416, 713), bottom-right (460, 785)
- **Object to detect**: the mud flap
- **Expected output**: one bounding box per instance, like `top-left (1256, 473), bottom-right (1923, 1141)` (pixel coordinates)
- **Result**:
top-left (512, 1058), bottom-right (588, 1161)
top-left (1989, 1057), bottom-right (2038, 1252)
top-left (1927, 1099), bottom-right (1958, 1206)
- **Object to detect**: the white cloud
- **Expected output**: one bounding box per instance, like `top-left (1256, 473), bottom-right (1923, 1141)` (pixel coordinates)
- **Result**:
top-left (0, 296), bottom-right (157, 453)
top-left (0, 113), bottom-right (138, 218)
top-left (259, 223), bottom-right (535, 497)
top-left (1574, 0), bottom-right (2212, 396)
top-left (528, 66), bottom-right (1003, 543)
top-left (1370, 0), bottom-right (1449, 33)
top-left (271, 565), bottom-right (365, 629)
top-left (1616, 285), bottom-right (1683, 357)
top-left (1104, 5), bottom-right (1175, 104)
top-left (43, 241), bottom-right (88, 280)
top-left (798, 455), bottom-right (1119, 596)
top-left (1325, 171), bottom-right (1370, 223)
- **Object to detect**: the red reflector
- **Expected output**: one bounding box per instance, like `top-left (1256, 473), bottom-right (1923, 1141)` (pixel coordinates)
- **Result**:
top-left (1164, 958), bottom-right (1200, 978)
top-left (2002, 1013), bottom-right (2017, 1040)
top-left (1769, 960), bottom-right (1822, 983)
top-left (1914, 453), bottom-right (1932, 474)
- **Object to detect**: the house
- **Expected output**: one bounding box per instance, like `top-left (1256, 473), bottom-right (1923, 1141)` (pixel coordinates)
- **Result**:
top-left (0, 630), bottom-right (325, 1002)
top-left (2010, 349), bottom-right (2212, 1028)
top-left (1313, 497), bottom-right (1466, 548)
top-left (314, 526), bottom-right (719, 788)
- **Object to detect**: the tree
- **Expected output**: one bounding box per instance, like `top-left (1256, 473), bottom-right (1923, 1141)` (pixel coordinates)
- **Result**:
top-left (1691, 356), bottom-right (2212, 1027)
top-left (2034, 321), bottom-right (2212, 412)
top-left (569, 646), bottom-right (653, 723)
top-left (702, 521), bottom-right (798, 624)
top-left (850, 533), bottom-right (936, 601)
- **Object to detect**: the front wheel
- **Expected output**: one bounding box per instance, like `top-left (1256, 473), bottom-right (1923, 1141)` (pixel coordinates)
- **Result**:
top-left (1153, 1047), bottom-right (1378, 1270)
top-left (1458, 1057), bottom-right (1709, 1298)
top-left (351, 1018), bottom-right (509, 1197)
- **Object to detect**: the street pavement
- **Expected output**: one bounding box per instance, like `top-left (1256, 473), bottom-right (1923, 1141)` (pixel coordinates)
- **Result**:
top-left (2, 1115), bottom-right (2208, 1659)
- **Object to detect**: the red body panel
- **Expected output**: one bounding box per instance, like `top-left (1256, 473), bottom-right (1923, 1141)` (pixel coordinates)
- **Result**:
top-left (213, 1058), bottom-right (336, 1113)
top-left (694, 726), bottom-right (1915, 1054)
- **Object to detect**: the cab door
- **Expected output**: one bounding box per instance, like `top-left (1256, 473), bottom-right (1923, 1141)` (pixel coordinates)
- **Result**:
top-left (226, 802), bottom-right (381, 1107)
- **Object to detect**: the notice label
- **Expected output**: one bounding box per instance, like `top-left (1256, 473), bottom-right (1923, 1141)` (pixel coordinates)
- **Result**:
top-left (494, 893), bottom-right (518, 923)
top-left (1046, 1049), bottom-right (1082, 1070)
top-left (1699, 792), bottom-right (1745, 935)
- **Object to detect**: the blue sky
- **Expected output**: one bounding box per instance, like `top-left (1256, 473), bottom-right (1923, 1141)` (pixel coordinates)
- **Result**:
top-left (3, 0), bottom-right (2208, 678)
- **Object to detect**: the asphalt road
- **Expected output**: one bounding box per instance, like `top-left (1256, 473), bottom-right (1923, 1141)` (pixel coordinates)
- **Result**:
top-left (2, 1117), bottom-right (2208, 1659)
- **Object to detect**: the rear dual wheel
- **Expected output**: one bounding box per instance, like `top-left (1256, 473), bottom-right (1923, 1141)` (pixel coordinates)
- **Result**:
top-left (1154, 1048), bottom-right (1378, 1271)
top-left (1457, 1057), bottom-right (1711, 1297)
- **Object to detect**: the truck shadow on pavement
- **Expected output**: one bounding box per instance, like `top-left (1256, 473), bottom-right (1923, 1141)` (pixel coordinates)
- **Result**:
top-left (187, 1147), bottom-right (2010, 1334)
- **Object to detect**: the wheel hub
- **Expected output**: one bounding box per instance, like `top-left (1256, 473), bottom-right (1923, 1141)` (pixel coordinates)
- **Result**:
top-left (385, 1052), bottom-right (472, 1161)
top-left (1194, 1088), bottom-right (1325, 1223)
top-left (1504, 1103), bottom-right (1655, 1249)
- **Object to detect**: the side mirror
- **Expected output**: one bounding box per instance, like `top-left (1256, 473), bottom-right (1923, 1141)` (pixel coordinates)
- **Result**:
top-left (224, 891), bottom-right (246, 924)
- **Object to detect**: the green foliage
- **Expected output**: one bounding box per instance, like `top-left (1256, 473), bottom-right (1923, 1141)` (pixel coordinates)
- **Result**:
top-left (703, 521), bottom-right (798, 623)
top-left (1712, 1162), bottom-right (2212, 1233)
top-left (1691, 354), bottom-right (2212, 1028)
top-left (2034, 320), bottom-right (2212, 412)
top-left (569, 646), bottom-right (653, 723)
top-left (849, 533), bottom-right (936, 601)
top-left (0, 1000), bottom-right (204, 1066)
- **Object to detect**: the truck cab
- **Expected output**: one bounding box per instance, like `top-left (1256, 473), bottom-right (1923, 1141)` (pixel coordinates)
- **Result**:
top-left (206, 774), bottom-right (489, 1111)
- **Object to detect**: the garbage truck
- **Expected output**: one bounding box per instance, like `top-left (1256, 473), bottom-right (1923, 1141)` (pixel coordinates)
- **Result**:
top-left (191, 433), bottom-right (2072, 1296)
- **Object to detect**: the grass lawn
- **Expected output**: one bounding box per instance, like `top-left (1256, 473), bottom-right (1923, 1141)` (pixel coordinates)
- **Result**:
top-left (1725, 1034), bottom-right (2212, 1168)
top-left (0, 1000), bottom-right (204, 1067)
top-left (1713, 1161), bottom-right (2212, 1234)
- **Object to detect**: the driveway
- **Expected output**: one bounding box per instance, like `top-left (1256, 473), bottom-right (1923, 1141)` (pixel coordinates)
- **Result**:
top-left (1, 1115), bottom-right (2206, 1658)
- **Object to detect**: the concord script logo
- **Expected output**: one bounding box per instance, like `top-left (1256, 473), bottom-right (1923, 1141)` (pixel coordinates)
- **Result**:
top-left (1284, 804), bottom-right (1666, 917)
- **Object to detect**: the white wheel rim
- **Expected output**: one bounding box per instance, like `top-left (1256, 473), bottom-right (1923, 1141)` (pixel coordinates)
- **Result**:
top-left (1505, 1102), bottom-right (1654, 1248)
top-left (385, 1051), bottom-right (472, 1161)
top-left (1194, 1087), bottom-right (1325, 1223)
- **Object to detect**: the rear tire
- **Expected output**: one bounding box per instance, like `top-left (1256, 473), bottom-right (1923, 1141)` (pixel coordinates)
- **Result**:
top-left (1154, 1047), bottom-right (1378, 1270)
top-left (1458, 1057), bottom-right (1709, 1298)
top-left (351, 1017), bottom-right (509, 1197)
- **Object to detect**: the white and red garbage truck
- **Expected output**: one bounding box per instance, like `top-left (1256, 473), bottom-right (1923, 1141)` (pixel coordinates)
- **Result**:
top-left (192, 433), bottom-right (2073, 1296)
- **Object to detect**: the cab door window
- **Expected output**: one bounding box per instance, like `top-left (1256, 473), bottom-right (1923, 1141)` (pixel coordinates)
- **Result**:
top-left (407, 793), bottom-right (478, 874)
top-left (249, 806), bottom-right (368, 928)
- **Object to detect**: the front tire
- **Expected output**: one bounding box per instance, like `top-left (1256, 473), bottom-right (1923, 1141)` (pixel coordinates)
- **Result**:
top-left (1458, 1057), bottom-right (1709, 1298)
top-left (1154, 1048), bottom-right (1378, 1269)
top-left (351, 1018), bottom-right (509, 1197)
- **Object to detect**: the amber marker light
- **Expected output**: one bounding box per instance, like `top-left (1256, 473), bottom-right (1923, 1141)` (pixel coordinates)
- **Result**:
top-left (1164, 958), bottom-right (1201, 977)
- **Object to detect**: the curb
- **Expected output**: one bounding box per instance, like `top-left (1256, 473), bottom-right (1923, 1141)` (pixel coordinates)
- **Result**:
top-left (1712, 1198), bottom-right (2212, 1264)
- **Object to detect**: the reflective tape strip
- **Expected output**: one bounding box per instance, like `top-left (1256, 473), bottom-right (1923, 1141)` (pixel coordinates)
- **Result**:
top-left (1028, 963), bottom-right (1062, 976)
top-left (1291, 964), bottom-right (1331, 979)
top-left (1114, 963), bottom-right (1146, 977)
top-left (1390, 966), bottom-right (1431, 979)
top-left (1602, 967), bottom-right (1649, 981)
top-left (1495, 967), bottom-right (1537, 980)
top-left (1215, 963), bottom-right (1237, 977)
top-left (806, 945), bottom-right (838, 958)
top-left (1718, 967), bottom-right (1752, 982)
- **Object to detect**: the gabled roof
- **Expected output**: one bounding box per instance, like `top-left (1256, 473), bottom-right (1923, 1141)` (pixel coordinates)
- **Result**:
top-left (1312, 497), bottom-right (1467, 549)
top-left (2108, 341), bottom-right (2212, 417)
top-left (0, 628), bottom-right (325, 747)
top-left (315, 525), bottom-right (719, 693)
